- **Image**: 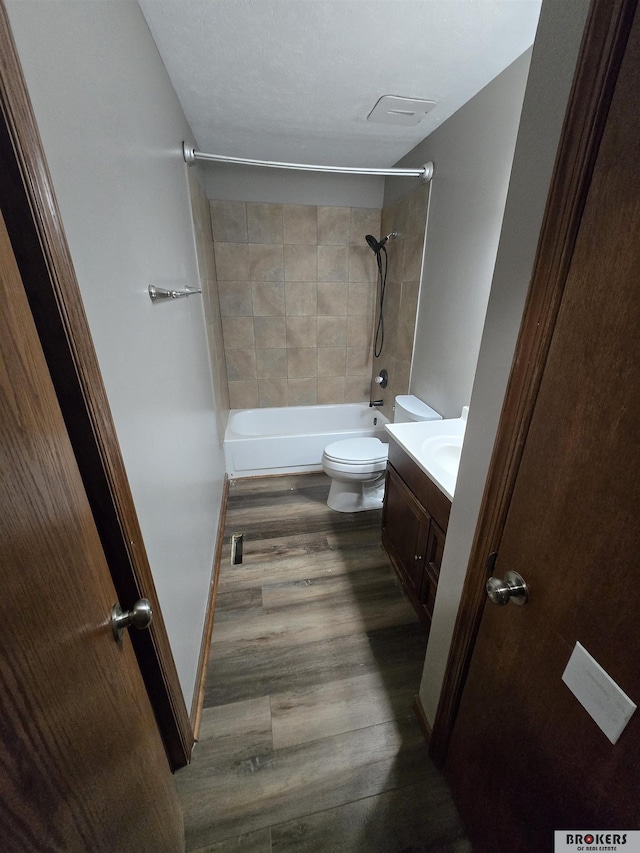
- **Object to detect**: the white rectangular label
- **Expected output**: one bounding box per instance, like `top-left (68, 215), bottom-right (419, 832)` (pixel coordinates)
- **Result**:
top-left (555, 830), bottom-right (640, 851)
top-left (562, 641), bottom-right (636, 744)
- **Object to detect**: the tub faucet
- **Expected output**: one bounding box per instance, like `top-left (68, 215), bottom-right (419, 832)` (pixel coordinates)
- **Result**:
top-left (369, 400), bottom-right (384, 407)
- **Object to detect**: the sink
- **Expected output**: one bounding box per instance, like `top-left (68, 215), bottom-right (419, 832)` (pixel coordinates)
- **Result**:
top-left (385, 407), bottom-right (468, 499)
top-left (421, 434), bottom-right (463, 477)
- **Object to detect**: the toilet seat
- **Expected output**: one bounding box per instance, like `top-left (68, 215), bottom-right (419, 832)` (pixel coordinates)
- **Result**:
top-left (322, 437), bottom-right (388, 512)
top-left (323, 437), bottom-right (388, 466)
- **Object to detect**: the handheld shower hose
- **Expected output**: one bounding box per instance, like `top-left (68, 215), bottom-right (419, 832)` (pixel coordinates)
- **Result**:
top-left (365, 232), bottom-right (397, 357)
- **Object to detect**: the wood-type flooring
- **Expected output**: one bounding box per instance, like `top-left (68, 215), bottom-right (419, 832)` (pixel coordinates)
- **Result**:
top-left (174, 472), bottom-right (470, 852)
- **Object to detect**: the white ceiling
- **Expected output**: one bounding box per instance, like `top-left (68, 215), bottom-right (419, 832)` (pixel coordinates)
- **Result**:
top-left (139, 0), bottom-right (542, 168)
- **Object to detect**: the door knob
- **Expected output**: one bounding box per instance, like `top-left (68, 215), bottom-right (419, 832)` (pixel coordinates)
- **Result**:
top-left (111, 598), bottom-right (153, 642)
top-left (486, 571), bottom-right (528, 606)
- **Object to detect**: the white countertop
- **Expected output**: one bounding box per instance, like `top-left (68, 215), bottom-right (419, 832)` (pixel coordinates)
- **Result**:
top-left (385, 407), bottom-right (468, 500)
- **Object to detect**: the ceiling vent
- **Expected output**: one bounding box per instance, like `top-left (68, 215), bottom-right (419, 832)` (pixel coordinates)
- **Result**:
top-left (367, 95), bottom-right (437, 126)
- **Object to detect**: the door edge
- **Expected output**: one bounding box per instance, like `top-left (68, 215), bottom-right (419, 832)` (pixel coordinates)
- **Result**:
top-left (428, 0), bottom-right (639, 767)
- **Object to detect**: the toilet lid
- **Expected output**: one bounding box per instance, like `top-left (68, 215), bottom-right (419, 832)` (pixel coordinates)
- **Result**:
top-left (324, 437), bottom-right (388, 464)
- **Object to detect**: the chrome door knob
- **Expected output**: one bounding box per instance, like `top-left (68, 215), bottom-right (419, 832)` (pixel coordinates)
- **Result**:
top-left (486, 571), bottom-right (528, 606)
top-left (111, 598), bottom-right (153, 642)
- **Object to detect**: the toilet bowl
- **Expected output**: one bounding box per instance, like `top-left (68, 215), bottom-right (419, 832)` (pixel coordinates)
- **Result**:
top-left (322, 395), bottom-right (442, 512)
top-left (322, 437), bottom-right (389, 512)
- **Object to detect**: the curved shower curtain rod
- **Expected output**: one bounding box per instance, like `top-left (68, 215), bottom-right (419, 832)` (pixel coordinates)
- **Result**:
top-left (182, 142), bottom-right (434, 183)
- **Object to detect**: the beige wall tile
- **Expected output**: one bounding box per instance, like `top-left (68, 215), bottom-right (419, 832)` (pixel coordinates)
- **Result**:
top-left (194, 231), bottom-right (206, 282)
top-left (346, 346), bottom-right (373, 377)
top-left (349, 208), bottom-right (382, 246)
top-left (252, 282), bottom-right (285, 316)
top-left (317, 315), bottom-right (347, 347)
top-left (317, 376), bottom-right (345, 405)
top-left (215, 243), bottom-right (250, 280)
top-left (218, 282), bottom-right (253, 316)
top-left (287, 348), bottom-right (317, 379)
top-left (348, 282), bottom-right (375, 316)
top-left (284, 245), bottom-right (317, 281)
top-left (254, 316), bottom-right (286, 349)
top-left (210, 200), bottom-right (247, 243)
top-left (285, 281), bottom-right (317, 316)
top-left (288, 378), bottom-right (317, 406)
top-left (382, 281), bottom-right (402, 331)
top-left (256, 348), bottom-right (287, 379)
top-left (384, 242), bottom-right (405, 284)
top-left (404, 185), bottom-right (429, 238)
top-left (381, 202), bottom-right (399, 240)
top-left (317, 245), bottom-right (349, 282)
top-left (208, 279), bottom-right (222, 325)
top-left (203, 237), bottom-right (217, 282)
top-left (258, 379), bottom-right (288, 408)
top-left (393, 356), bottom-right (411, 394)
top-left (317, 281), bottom-right (348, 316)
top-left (187, 169), bottom-right (204, 229)
top-left (201, 273), bottom-right (213, 325)
top-left (213, 324), bottom-right (227, 374)
top-left (207, 322), bottom-right (230, 433)
top-left (228, 380), bottom-right (259, 409)
top-left (206, 200), bottom-right (406, 410)
top-left (222, 316), bottom-right (254, 349)
top-left (349, 246), bottom-right (377, 282)
top-left (344, 376), bottom-right (370, 403)
top-left (317, 347), bottom-right (346, 377)
top-left (249, 244), bottom-right (284, 281)
top-left (347, 315), bottom-right (373, 348)
top-left (317, 206), bottom-right (350, 245)
top-left (225, 348), bottom-right (257, 381)
top-left (399, 281), bottom-right (420, 327)
top-left (283, 205), bottom-right (317, 245)
top-left (247, 203), bottom-right (283, 244)
top-left (286, 316), bottom-right (318, 349)
top-left (402, 236), bottom-right (425, 281)
top-left (396, 321), bottom-right (415, 363)
top-left (189, 180), bottom-right (231, 435)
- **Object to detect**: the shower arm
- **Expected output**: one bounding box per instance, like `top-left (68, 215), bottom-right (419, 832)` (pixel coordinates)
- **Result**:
top-left (182, 143), bottom-right (434, 183)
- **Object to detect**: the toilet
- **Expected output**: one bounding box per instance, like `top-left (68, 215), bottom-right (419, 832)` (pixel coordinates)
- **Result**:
top-left (322, 395), bottom-right (442, 512)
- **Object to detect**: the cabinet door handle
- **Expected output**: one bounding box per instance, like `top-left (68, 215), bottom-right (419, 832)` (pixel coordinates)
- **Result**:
top-left (414, 555), bottom-right (422, 561)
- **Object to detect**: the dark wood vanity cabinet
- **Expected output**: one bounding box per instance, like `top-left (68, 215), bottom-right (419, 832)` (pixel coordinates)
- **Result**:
top-left (381, 439), bottom-right (451, 630)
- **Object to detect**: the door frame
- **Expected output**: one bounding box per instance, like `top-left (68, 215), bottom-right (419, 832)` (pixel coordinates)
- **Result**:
top-left (0, 3), bottom-right (192, 769)
top-left (429, 0), bottom-right (638, 765)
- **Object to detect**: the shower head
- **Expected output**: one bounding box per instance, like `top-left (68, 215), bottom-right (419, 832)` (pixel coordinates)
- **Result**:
top-left (365, 232), bottom-right (398, 253)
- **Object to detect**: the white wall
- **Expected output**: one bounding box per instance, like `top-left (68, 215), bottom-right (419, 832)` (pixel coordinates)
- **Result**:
top-left (205, 163), bottom-right (384, 208)
top-left (7, 0), bottom-right (227, 706)
top-left (418, 0), bottom-right (591, 723)
top-left (386, 50), bottom-right (532, 419)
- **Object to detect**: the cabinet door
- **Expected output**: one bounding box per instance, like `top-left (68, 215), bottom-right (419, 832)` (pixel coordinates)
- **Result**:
top-left (420, 519), bottom-right (446, 620)
top-left (382, 464), bottom-right (430, 593)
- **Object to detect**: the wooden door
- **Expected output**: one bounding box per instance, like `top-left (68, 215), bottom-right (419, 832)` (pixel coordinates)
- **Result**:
top-left (0, 2), bottom-right (191, 769)
top-left (446, 4), bottom-right (640, 850)
top-left (0, 209), bottom-right (184, 850)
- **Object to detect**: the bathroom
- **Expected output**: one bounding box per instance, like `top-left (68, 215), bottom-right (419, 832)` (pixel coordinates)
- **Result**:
top-left (2, 0), bottom-right (596, 846)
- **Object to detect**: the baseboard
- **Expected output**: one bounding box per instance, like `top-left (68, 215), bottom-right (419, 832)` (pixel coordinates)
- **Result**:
top-left (190, 475), bottom-right (229, 740)
top-left (413, 694), bottom-right (432, 744)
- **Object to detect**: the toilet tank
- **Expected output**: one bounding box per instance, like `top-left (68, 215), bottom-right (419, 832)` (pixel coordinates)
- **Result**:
top-left (394, 395), bottom-right (442, 423)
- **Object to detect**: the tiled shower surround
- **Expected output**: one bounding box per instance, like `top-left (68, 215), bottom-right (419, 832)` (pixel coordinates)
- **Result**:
top-left (373, 184), bottom-right (430, 423)
top-left (209, 201), bottom-right (381, 408)
top-left (188, 170), bottom-right (230, 440)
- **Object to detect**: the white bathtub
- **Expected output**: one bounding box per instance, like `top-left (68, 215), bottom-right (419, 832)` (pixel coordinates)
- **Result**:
top-left (224, 403), bottom-right (389, 478)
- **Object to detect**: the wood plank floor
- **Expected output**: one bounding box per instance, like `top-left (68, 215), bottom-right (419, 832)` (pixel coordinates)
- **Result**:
top-left (174, 473), bottom-right (471, 852)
